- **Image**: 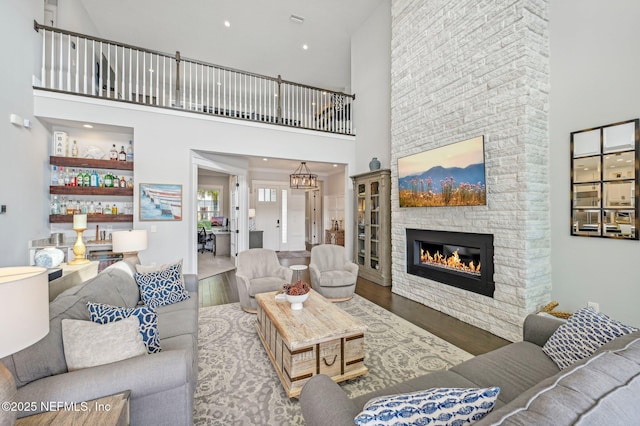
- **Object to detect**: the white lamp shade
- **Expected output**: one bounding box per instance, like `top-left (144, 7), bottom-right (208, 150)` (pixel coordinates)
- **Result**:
top-left (112, 230), bottom-right (148, 253)
top-left (0, 267), bottom-right (49, 358)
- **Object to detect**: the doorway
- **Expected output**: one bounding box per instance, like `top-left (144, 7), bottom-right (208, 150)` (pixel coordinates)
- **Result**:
top-left (253, 183), bottom-right (306, 251)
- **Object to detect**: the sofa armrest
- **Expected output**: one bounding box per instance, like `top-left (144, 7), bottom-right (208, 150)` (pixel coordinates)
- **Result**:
top-left (183, 274), bottom-right (198, 294)
top-left (278, 266), bottom-right (293, 283)
top-left (523, 314), bottom-right (565, 347)
top-left (308, 263), bottom-right (321, 286)
top-left (344, 261), bottom-right (358, 276)
top-left (300, 374), bottom-right (360, 426)
top-left (15, 349), bottom-right (190, 417)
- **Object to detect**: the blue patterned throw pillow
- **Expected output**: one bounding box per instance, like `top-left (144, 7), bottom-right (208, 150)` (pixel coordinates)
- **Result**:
top-left (134, 262), bottom-right (189, 309)
top-left (354, 387), bottom-right (500, 426)
top-left (87, 302), bottom-right (161, 353)
top-left (542, 306), bottom-right (637, 370)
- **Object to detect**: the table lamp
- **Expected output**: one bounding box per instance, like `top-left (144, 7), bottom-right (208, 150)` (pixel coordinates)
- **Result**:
top-left (0, 267), bottom-right (49, 426)
top-left (112, 229), bottom-right (148, 265)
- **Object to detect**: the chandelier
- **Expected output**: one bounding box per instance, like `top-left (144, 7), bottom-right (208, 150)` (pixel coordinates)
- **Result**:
top-left (289, 162), bottom-right (318, 189)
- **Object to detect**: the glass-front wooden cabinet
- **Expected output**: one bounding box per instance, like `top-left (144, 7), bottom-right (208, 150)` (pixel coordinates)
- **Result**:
top-left (571, 119), bottom-right (639, 239)
top-left (351, 169), bottom-right (391, 286)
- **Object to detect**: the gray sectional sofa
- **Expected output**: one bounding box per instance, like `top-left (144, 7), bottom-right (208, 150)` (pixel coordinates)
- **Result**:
top-left (1, 262), bottom-right (198, 426)
top-left (300, 314), bottom-right (640, 425)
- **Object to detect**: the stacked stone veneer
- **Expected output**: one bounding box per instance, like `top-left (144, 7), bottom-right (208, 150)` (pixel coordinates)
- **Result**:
top-left (390, 0), bottom-right (550, 342)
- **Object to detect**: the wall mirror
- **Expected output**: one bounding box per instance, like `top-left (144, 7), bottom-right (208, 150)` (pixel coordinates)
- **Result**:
top-left (571, 119), bottom-right (639, 239)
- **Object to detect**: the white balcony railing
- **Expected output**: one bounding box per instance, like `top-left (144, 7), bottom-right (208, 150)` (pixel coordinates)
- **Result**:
top-left (34, 21), bottom-right (355, 135)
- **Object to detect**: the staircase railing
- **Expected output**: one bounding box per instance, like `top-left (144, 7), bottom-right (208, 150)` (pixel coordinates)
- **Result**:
top-left (34, 21), bottom-right (355, 136)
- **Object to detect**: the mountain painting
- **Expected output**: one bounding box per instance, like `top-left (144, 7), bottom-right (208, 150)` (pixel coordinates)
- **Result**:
top-left (398, 136), bottom-right (486, 207)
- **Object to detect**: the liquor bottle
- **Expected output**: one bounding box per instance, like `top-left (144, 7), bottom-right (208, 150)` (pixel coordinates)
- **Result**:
top-left (50, 196), bottom-right (60, 215)
top-left (126, 140), bottom-right (134, 162)
top-left (97, 202), bottom-right (103, 214)
top-left (104, 171), bottom-right (113, 188)
top-left (76, 170), bottom-right (83, 187)
top-left (71, 140), bottom-right (79, 157)
top-left (111, 204), bottom-right (118, 215)
top-left (90, 170), bottom-right (99, 187)
top-left (88, 200), bottom-right (96, 215)
top-left (103, 203), bottom-right (111, 215)
top-left (51, 166), bottom-right (59, 186)
top-left (80, 200), bottom-right (88, 214)
top-left (62, 167), bottom-right (70, 186)
top-left (118, 145), bottom-right (126, 161)
top-left (82, 170), bottom-right (90, 187)
top-left (127, 177), bottom-right (134, 189)
top-left (109, 144), bottom-right (118, 160)
top-left (120, 176), bottom-right (126, 188)
top-left (70, 169), bottom-right (77, 187)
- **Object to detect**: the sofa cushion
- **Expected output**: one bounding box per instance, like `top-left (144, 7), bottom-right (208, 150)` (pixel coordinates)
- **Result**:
top-left (450, 341), bottom-right (560, 405)
top-left (542, 307), bottom-right (637, 369)
top-left (88, 302), bottom-right (161, 354)
top-left (480, 338), bottom-right (640, 425)
top-left (354, 387), bottom-right (500, 426)
top-left (134, 262), bottom-right (190, 309)
top-left (318, 270), bottom-right (356, 288)
top-left (1, 267), bottom-right (140, 387)
top-left (61, 316), bottom-right (146, 371)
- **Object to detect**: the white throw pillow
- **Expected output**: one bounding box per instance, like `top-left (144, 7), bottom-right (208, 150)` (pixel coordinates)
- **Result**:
top-left (62, 316), bottom-right (147, 371)
top-left (354, 387), bottom-right (500, 426)
top-left (542, 307), bottom-right (638, 370)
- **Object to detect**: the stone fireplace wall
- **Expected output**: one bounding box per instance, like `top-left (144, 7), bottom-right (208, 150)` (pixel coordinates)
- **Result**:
top-left (390, 0), bottom-right (551, 341)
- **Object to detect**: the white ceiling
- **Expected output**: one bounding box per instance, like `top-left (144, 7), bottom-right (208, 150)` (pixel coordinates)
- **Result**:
top-left (77, 0), bottom-right (382, 178)
top-left (80, 0), bottom-right (386, 93)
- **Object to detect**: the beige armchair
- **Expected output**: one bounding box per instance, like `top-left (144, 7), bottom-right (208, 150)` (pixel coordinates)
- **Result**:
top-left (235, 248), bottom-right (293, 313)
top-left (309, 244), bottom-right (358, 301)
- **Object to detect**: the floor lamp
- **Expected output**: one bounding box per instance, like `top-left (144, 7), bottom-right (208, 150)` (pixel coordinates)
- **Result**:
top-left (0, 267), bottom-right (49, 426)
top-left (112, 230), bottom-right (148, 265)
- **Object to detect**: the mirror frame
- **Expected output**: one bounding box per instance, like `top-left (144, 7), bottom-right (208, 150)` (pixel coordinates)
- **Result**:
top-left (570, 118), bottom-right (639, 240)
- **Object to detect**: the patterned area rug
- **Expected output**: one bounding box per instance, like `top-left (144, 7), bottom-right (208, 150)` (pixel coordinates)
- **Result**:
top-left (194, 295), bottom-right (472, 425)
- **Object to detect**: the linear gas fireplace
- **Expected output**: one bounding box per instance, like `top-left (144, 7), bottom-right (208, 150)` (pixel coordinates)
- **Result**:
top-left (406, 229), bottom-right (494, 298)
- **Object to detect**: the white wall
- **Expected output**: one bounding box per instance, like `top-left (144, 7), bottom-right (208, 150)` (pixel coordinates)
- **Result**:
top-left (549, 0), bottom-right (640, 326)
top-left (0, 1), bottom-right (50, 267)
top-left (351, 1), bottom-right (391, 174)
top-left (33, 92), bottom-right (356, 273)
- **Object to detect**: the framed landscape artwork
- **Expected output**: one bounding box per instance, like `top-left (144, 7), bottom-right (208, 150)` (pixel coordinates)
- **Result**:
top-left (139, 183), bottom-right (183, 221)
top-left (398, 136), bottom-right (486, 207)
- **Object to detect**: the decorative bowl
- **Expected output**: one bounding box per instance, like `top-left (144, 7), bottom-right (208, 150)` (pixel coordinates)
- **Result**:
top-left (285, 292), bottom-right (309, 310)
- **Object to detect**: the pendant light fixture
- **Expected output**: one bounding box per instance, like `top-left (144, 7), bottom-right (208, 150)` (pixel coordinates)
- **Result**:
top-left (289, 161), bottom-right (318, 189)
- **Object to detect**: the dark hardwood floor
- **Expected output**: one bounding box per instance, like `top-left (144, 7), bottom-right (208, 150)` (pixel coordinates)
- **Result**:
top-left (198, 254), bottom-right (510, 356)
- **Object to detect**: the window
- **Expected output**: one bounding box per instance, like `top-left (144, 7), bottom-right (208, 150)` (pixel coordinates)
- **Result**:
top-left (258, 187), bottom-right (277, 203)
top-left (197, 187), bottom-right (223, 226)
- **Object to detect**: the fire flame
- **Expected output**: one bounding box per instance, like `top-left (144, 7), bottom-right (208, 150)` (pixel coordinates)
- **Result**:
top-left (420, 249), bottom-right (481, 274)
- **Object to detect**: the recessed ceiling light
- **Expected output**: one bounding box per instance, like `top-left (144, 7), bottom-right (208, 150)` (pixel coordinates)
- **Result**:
top-left (83, 124), bottom-right (93, 128)
top-left (224, 20), bottom-right (231, 28)
top-left (333, 164), bottom-right (338, 167)
top-left (263, 158), bottom-right (268, 161)
top-left (302, 44), bottom-right (309, 50)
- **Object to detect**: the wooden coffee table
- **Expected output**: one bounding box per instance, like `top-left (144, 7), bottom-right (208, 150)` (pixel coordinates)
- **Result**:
top-left (256, 290), bottom-right (368, 398)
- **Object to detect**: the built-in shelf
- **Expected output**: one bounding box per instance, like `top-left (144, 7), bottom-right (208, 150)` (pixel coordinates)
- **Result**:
top-left (50, 156), bottom-right (134, 171)
top-left (49, 214), bottom-right (134, 223)
top-left (50, 186), bottom-right (133, 196)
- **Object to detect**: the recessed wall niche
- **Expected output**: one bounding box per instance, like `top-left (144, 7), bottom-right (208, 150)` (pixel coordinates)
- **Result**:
top-left (571, 119), bottom-right (639, 239)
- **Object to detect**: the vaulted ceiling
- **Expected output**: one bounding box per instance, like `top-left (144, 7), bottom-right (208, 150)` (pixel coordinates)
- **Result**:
top-left (80, 0), bottom-right (386, 94)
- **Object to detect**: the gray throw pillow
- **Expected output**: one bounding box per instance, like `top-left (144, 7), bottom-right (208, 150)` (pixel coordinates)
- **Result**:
top-left (62, 316), bottom-right (147, 371)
